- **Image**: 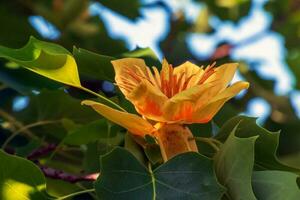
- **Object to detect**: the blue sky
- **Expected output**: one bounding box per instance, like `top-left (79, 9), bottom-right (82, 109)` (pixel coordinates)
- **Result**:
top-left (27, 0), bottom-right (300, 123)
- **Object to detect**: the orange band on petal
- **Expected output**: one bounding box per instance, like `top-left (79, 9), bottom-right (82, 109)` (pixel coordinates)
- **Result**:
top-left (82, 100), bottom-right (155, 136)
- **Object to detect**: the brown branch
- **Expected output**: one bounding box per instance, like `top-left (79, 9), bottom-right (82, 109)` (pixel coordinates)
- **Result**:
top-left (27, 143), bottom-right (57, 160)
top-left (27, 144), bottom-right (99, 183)
top-left (38, 162), bottom-right (99, 183)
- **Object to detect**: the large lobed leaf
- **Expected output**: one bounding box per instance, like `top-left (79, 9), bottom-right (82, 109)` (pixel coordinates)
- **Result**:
top-left (214, 125), bottom-right (257, 199)
top-left (215, 116), bottom-right (300, 173)
top-left (95, 147), bottom-right (225, 200)
top-left (252, 170), bottom-right (300, 200)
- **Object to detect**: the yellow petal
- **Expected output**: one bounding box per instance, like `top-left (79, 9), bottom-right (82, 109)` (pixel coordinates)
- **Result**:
top-left (81, 100), bottom-right (155, 136)
top-left (128, 79), bottom-right (168, 121)
top-left (189, 81), bottom-right (249, 123)
top-left (205, 63), bottom-right (238, 91)
top-left (210, 81), bottom-right (249, 102)
top-left (174, 61), bottom-right (204, 88)
top-left (111, 58), bottom-right (148, 96)
top-left (173, 61), bottom-right (204, 77)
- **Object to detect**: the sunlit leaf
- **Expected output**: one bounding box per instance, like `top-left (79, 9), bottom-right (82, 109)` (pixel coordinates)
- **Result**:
top-left (0, 36), bottom-right (81, 87)
top-left (0, 150), bottom-right (50, 200)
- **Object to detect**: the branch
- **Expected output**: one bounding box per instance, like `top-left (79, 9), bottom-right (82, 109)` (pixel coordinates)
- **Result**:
top-left (27, 143), bottom-right (57, 160)
top-left (37, 162), bottom-right (99, 183)
top-left (26, 145), bottom-right (99, 183)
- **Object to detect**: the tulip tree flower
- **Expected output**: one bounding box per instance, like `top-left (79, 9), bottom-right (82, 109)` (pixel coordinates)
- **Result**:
top-left (82, 58), bottom-right (249, 161)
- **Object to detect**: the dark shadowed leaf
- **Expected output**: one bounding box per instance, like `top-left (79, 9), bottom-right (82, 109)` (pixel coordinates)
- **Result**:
top-left (98, 0), bottom-right (141, 19)
top-left (73, 47), bottom-right (115, 82)
top-left (216, 116), bottom-right (300, 173)
top-left (121, 47), bottom-right (161, 68)
top-left (252, 170), bottom-right (300, 200)
top-left (95, 147), bottom-right (225, 200)
top-left (17, 90), bottom-right (99, 124)
top-left (0, 63), bottom-right (61, 95)
top-left (64, 119), bottom-right (113, 145)
top-left (214, 125), bottom-right (257, 200)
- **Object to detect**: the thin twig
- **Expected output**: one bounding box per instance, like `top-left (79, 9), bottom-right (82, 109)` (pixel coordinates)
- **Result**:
top-left (190, 137), bottom-right (222, 152)
top-left (1, 120), bottom-right (61, 149)
top-left (56, 188), bottom-right (96, 200)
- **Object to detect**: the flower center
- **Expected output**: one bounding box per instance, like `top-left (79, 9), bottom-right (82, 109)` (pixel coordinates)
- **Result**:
top-left (119, 62), bottom-right (216, 98)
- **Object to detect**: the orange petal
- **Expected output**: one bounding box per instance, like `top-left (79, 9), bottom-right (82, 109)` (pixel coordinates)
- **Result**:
top-left (205, 63), bottom-right (238, 91)
top-left (127, 79), bottom-right (168, 121)
top-left (163, 83), bottom-right (216, 122)
top-left (81, 100), bottom-right (155, 136)
top-left (189, 81), bottom-right (249, 123)
top-left (111, 58), bottom-right (148, 96)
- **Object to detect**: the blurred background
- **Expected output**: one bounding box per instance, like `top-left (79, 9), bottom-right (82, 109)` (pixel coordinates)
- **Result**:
top-left (0, 0), bottom-right (299, 172)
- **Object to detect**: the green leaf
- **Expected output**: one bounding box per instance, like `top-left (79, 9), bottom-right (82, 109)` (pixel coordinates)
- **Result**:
top-left (95, 147), bottom-right (225, 200)
top-left (73, 47), bottom-right (115, 82)
top-left (0, 150), bottom-right (49, 200)
top-left (144, 144), bottom-right (163, 165)
top-left (252, 171), bottom-right (300, 200)
top-left (120, 47), bottom-right (161, 69)
top-left (0, 1), bottom-right (38, 47)
top-left (98, 0), bottom-right (140, 19)
top-left (214, 125), bottom-right (257, 200)
top-left (0, 36), bottom-right (81, 88)
top-left (0, 63), bottom-right (61, 95)
top-left (64, 119), bottom-right (113, 145)
top-left (124, 133), bottom-right (146, 164)
top-left (17, 90), bottom-right (99, 124)
top-left (216, 116), bottom-right (300, 173)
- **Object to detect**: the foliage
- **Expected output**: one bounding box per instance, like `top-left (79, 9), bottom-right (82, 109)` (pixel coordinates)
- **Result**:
top-left (0, 0), bottom-right (300, 199)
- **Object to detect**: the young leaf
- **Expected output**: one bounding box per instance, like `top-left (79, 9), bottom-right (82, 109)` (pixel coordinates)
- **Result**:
top-left (214, 125), bottom-right (258, 200)
top-left (252, 170), bottom-right (300, 200)
top-left (95, 147), bottom-right (225, 200)
top-left (0, 150), bottom-right (50, 200)
top-left (0, 36), bottom-right (81, 88)
top-left (0, 37), bottom-right (121, 111)
top-left (216, 116), bottom-right (300, 173)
